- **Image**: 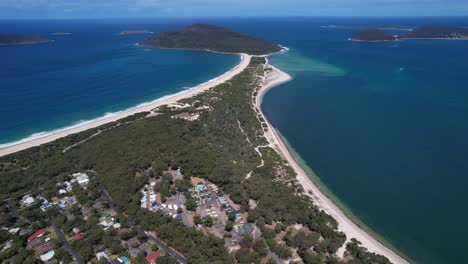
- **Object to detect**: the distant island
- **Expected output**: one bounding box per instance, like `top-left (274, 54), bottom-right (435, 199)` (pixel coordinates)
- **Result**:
top-left (399, 26), bottom-right (468, 39)
top-left (323, 25), bottom-right (412, 31)
top-left (139, 24), bottom-right (282, 55)
top-left (0, 34), bottom-right (49, 46)
top-left (351, 26), bottom-right (468, 42)
top-left (119, 30), bottom-right (153, 35)
top-left (51, 32), bottom-right (71, 35)
top-left (351, 27), bottom-right (397, 42)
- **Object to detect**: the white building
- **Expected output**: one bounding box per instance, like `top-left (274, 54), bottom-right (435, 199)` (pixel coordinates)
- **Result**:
top-left (73, 173), bottom-right (89, 186)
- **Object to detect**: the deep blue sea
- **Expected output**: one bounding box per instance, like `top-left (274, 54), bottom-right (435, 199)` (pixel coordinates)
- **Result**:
top-left (2, 17), bottom-right (468, 263)
top-left (0, 19), bottom-right (239, 146)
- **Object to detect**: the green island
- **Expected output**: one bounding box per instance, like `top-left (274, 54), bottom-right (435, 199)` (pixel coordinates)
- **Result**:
top-left (351, 25), bottom-right (468, 42)
top-left (399, 26), bottom-right (468, 39)
top-left (0, 34), bottom-right (49, 46)
top-left (139, 24), bottom-right (283, 55)
top-left (351, 27), bottom-right (396, 42)
top-left (0, 26), bottom-right (395, 264)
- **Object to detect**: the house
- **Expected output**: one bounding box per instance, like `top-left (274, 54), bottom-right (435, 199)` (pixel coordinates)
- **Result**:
top-left (72, 227), bottom-right (80, 234)
top-left (96, 252), bottom-right (110, 261)
top-left (39, 250), bottom-right (55, 262)
top-left (128, 247), bottom-right (141, 258)
top-left (112, 223), bottom-right (121, 229)
top-left (74, 233), bottom-right (85, 240)
top-left (208, 183), bottom-right (219, 193)
top-left (139, 243), bottom-right (152, 255)
top-left (28, 229), bottom-right (46, 242)
top-left (29, 237), bottom-right (47, 248)
top-left (126, 238), bottom-right (139, 248)
top-left (146, 251), bottom-right (160, 264)
top-left (100, 218), bottom-right (114, 229)
top-left (22, 196), bottom-right (35, 207)
top-left (64, 181), bottom-right (73, 192)
top-left (67, 197), bottom-right (78, 206)
top-left (73, 172), bottom-right (89, 186)
top-left (57, 199), bottom-right (68, 209)
top-left (1, 240), bottom-right (12, 252)
top-left (243, 223), bottom-right (254, 233)
top-left (58, 189), bottom-right (67, 195)
top-left (8, 227), bottom-right (21, 235)
top-left (34, 243), bottom-right (53, 256)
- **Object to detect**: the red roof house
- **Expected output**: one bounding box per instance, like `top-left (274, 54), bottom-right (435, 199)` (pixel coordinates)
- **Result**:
top-left (74, 233), bottom-right (85, 240)
top-left (146, 251), bottom-right (160, 264)
top-left (28, 229), bottom-right (46, 242)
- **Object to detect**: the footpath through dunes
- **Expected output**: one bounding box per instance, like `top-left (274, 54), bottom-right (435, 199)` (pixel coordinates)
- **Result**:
top-left (0, 54), bottom-right (251, 157)
top-left (255, 60), bottom-right (409, 264)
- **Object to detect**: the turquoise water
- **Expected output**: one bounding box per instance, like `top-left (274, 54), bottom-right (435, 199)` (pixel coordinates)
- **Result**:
top-left (2, 17), bottom-right (468, 263)
top-left (260, 17), bottom-right (468, 264)
top-left (0, 19), bottom-right (239, 146)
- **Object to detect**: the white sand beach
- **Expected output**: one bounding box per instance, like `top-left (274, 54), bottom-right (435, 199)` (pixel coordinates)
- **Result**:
top-left (256, 60), bottom-right (409, 264)
top-left (1, 52), bottom-right (407, 263)
top-left (0, 54), bottom-right (251, 157)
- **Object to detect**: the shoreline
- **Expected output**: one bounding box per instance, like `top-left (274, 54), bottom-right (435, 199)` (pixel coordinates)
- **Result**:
top-left (256, 60), bottom-right (409, 264)
top-left (1, 49), bottom-right (408, 262)
top-left (0, 53), bottom-right (251, 157)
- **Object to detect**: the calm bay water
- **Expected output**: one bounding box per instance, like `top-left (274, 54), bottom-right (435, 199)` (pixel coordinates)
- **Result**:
top-left (259, 17), bottom-right (468, 264)
top-left (1, 17), bottom-right (468, 263)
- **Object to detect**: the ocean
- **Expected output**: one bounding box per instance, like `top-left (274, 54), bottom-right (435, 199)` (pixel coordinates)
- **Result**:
top-left (0, 18), bottom-right (239, 146)
top-left (2, 17), bottom-right (468, 263)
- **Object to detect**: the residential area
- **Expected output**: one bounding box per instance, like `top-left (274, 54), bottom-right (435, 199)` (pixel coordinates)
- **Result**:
top-left (1, 171), bottom-right (177, 264)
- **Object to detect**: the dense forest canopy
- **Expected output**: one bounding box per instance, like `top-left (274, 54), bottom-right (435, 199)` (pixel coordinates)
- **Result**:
top-left (140, 24), bottom-right (282, 55)
top-left (0, 56), bottom-right (392, 263)
top-left (352, 27), bottom-right (396, 41)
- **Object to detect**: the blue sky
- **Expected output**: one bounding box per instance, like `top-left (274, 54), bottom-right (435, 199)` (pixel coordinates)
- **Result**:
top-left (0, 0), bottom-right (467, 19)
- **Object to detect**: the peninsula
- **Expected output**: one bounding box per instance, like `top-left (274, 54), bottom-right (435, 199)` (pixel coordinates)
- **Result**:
top-left (119, 30), bottom-right (153, 35)
top-left (351, 25), bottom-right (468, 42)
top-left (399, 26), bottom-right (468, 39)
top-left (140, 24), bottom-right (282, 55)
top-left (0, 25), bottom-right (407, 264)
top-left (352, 27), bottom-right (397, 42)
top-left (0, 34), bottom-right (49, 46)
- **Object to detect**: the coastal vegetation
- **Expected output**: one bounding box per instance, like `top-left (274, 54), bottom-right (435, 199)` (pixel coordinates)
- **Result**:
top-left (399, 26), bottom-right (468, 39)
top-left (0, 34), bottom-right (49, 46)
top-left (140, 24), bottom-right (282, 55)
top-left (351, 27), bottom-right (396, 41)
top-left (351, 25), bottom-right (468, 42)
top-left (0, 55), bottom-right (393, 263)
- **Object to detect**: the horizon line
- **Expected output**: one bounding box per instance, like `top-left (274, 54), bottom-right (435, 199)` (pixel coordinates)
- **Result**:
top-left (1, 15), bottom-right (468, 20)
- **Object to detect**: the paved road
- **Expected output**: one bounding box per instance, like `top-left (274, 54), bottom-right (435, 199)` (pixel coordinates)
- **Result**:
top-left (52, 223), bottom-right (85, 264)
top-left (90, 171), bottom-right (188, 264)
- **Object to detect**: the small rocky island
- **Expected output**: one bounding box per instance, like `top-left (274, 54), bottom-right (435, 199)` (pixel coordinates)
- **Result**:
top-left (399, 26), bottom-right (468, 39)
top-left (0, 34), bottom-right (49, 46)
top-left (119, 30), bottom-right (153, 35)
top-left (351, 27), bottom-right (397, 42)
top-left (140, 24), bottom-right (282, 55)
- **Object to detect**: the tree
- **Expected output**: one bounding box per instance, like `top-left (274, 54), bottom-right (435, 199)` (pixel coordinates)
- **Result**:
top-left (184, 197), bottom-right (197, 211)
top-left (157, 255), bottom-right (180, 264)
top-left (228, 211), bottom-right (236, 222)
top-left (253, 239), bottom-right (268, 257)
top-left (225, 221), bottom-right (234, 232)
top-left (202, 216), bottom-right (213, 227)
top-left (193, 215), bottom-right (202, 225)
